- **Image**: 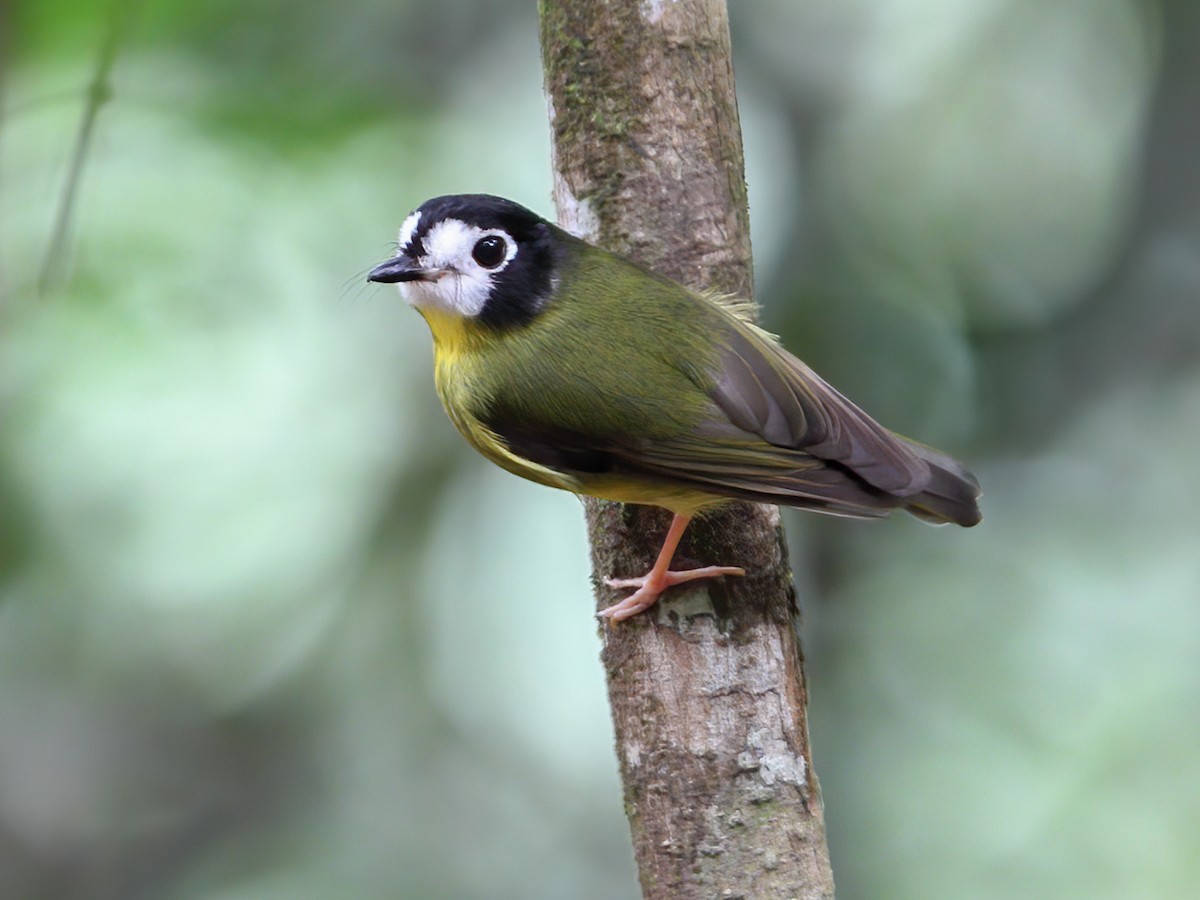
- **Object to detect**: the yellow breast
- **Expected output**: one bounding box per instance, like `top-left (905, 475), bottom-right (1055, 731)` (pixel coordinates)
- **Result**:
top-left (417, 307), bottom-right (724, 517)
top-left (420, 308), bottom-right (578, 494)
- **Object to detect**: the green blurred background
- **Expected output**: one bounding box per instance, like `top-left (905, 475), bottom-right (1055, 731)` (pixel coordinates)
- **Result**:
top-left (1, 1), bottom-right (1197, 898)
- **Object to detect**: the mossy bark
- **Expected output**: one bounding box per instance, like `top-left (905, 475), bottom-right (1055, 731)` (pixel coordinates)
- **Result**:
top-left (539, 2), bottom-right (835, 898)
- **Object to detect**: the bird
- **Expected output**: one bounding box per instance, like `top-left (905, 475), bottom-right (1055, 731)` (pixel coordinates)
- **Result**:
top-left (368, 194), bottom-right (981, 621)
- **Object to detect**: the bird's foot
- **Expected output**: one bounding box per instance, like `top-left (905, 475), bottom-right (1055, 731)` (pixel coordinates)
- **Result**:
top-left (599, 565), bottom-right (745, 622)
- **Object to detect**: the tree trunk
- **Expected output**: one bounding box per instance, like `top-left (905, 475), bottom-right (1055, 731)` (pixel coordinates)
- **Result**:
top-left (538, 2), bottom-right (836, 898)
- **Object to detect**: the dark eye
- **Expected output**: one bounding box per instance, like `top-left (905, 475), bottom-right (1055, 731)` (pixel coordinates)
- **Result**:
top-left (472, 235), bottom-right (508, 268)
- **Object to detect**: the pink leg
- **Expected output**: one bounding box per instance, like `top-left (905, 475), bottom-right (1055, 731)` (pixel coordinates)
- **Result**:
top-left (599, 512), bottom-right (745, 621)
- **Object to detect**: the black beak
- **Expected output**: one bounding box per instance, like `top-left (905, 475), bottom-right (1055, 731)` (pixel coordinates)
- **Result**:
top-left (366, 256), bottom-right (436, 284)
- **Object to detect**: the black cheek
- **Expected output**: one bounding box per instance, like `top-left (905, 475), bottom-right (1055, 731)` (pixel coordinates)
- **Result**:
top-left (476, 224), bottom-right (560, 331)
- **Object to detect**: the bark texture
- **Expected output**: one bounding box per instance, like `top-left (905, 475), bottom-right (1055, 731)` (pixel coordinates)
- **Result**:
top-left (539, 2), bottom-right (835, 898)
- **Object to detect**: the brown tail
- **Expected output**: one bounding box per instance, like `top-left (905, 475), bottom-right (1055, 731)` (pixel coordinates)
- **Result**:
top-left (900, 438), bottom-right (983, 526)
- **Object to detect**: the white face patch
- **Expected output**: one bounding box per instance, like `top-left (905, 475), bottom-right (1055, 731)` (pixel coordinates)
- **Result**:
top-left (396, 210), bottom-right (421, 253)
top-left (397, 217), bottom-right (518, 318)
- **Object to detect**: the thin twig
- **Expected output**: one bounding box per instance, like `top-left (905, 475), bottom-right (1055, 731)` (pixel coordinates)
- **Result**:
top-left (36, 0), bottom-right (140, 299)
top-left (0, 0), bottom-right (12, 300)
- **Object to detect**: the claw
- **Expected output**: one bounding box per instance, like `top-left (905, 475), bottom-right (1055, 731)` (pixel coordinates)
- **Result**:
top-left (600, 565), bottom-right (745, 621)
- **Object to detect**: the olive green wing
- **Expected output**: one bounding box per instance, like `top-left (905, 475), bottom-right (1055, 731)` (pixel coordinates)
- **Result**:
top-left (657, 312), bottom-right (980, 524)
top-left (707, 322), bottom-right (931, 494)
top-left (658, 311), bottom-right (982, 524)
top-left (483, 302), bottom-right (979, 525)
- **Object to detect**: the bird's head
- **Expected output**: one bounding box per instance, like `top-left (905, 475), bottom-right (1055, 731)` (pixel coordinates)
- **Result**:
top-left (367, 194), bottom-right (564, 329)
